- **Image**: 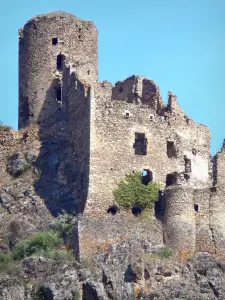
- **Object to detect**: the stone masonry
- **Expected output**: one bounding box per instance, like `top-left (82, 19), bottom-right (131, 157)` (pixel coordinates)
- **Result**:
top-left (0, 10), bottom-right (222, 259)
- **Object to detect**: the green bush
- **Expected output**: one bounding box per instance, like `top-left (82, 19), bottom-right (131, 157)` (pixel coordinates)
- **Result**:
top-left (34, 249), bottom-right (75, 262)
top-left (50, 213), bottom-right (74, 238)
top-left (113, 172), bottom-right (161, 210)
top-left (12, 230), bottom-right (63, 260)
top-left (160, 246), bottom-right (173, 258)
top-left (0, 252), bottom-right (13, 271)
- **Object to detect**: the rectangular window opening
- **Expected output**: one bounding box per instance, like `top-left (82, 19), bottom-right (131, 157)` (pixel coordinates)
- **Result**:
top-left (133, 133), bottom-right (147, 155)
top-left (167, 141), bottom-right (177, 158)
top-left (56, 85), bottom-right (62, 101)
top-left (52, 38), bottom-right (58, 45)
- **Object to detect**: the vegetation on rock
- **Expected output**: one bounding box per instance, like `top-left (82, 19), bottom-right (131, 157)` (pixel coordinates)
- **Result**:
top-left (0, 214), bottom-right (75, 274)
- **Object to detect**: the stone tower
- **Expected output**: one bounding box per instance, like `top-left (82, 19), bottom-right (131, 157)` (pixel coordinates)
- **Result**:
top-left (18, 11), bottom-right (98, 128)
top-left (164, 174), bottom-right (196, 254)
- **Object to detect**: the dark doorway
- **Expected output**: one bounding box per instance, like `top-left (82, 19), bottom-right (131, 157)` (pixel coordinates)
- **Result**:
top-left (155, 190), bottom-right (166, 220)
top-left (141, 169), bottom-right (153, 185)
top-left (133, 133), bottom-right (147, 155)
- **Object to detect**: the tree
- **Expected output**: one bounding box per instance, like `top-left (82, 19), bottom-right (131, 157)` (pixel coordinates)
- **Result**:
top-left (113, 172), bottom-right (161, 210)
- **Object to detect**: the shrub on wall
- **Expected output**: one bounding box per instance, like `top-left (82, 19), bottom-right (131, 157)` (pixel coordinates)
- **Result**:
top-left (113, 172), bottom-right (161, 210)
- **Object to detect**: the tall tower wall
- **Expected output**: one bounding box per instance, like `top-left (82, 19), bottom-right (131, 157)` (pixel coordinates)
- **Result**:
top-left (210, 141), bottom-right (225, 254)
top-left (164, 185), bottom-right (196, 254)
top-left (19, 11), bottom-right (98, 128)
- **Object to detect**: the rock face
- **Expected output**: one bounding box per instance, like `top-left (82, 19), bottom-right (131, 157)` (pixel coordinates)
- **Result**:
top-left (1, 250), bottom-right (225, 300)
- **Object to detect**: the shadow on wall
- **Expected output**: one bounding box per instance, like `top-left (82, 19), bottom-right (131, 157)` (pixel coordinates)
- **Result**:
top-left (34, 70), bottom-right (90, 217)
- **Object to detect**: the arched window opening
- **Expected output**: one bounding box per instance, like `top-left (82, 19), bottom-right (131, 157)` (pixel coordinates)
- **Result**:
top-left (194, 204), bottom-right (199, 212)
top-left (57, 53), bottom-right (65, 71)
top-left (141, 169), bottom-right (153, 185)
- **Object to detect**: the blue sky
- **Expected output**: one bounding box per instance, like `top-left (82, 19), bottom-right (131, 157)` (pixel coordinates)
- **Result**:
top-left (1, 0), bottom-right (224, 154)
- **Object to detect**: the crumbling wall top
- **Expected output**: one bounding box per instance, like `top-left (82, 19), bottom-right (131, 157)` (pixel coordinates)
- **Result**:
top-left (23, 11), bottom-right (95, 29)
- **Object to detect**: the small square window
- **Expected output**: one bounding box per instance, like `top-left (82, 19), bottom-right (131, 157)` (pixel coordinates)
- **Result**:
top-left (149, 114), bottom-right (154, 121)
top-left (52, 38), bottom-right (58, 45)
top-left (124, 110), bottom-right (130, 118)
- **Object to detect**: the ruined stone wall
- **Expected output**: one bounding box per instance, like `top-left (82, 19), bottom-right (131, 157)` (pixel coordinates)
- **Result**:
top-left (19, 11), bottom-right (98, 128)
top-left (76, 214), bottom-right (163, 260)
top-left (164, 185), bottom-right (196, 254)
top-left (83, 76), bottom-right (211, 216)
top-left (67, 76), bottom-right (91, 213)
top-left (213, 141), bottom-right (225, 187)
top-left (209, 142), bottom-right (225, 255)
top-left (209, 188), bottom-right (225, 255)
top-left (193, 188), bottom-right (213, 252)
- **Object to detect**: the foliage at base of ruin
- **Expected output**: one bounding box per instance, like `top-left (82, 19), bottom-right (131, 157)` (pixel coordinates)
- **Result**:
top-left (113, 172), bottom-right (161, 210)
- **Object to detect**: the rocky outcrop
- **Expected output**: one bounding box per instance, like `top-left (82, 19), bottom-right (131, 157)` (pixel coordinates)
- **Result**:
top-left (1, 251), bottom-right (225, 299)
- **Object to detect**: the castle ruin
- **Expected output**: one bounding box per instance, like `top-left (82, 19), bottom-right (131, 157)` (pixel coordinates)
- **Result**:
top-left (1, 11), bottom-right (224, 259)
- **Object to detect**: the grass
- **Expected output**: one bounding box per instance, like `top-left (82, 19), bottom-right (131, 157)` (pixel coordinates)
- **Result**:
top-left (143, 247), bottom-right (173, 262)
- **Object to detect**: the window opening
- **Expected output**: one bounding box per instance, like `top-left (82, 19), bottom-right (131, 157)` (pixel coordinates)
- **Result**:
top-left (56, 85), bottom-right (62, 102)
top-left (166, 173), bottom-right (176, 187)
top-left (167, 141), bottom-right (177, 158)
top-left (133, 133), bottom-right (147, 155)
top-left (149, 114), bottom-right (154, 121)
top-left (87, 70), bottom-right (90, 75)
top-left (184, 156), bottom-right (191, 173)
top-left (57, 53), bottom-right (65, 71)
top-left (194, 204), bottom-right (199, 212)
top-left (52, 38), bottom-right (58, 45)
top-left (141, 169), bottom-right (153, 185)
